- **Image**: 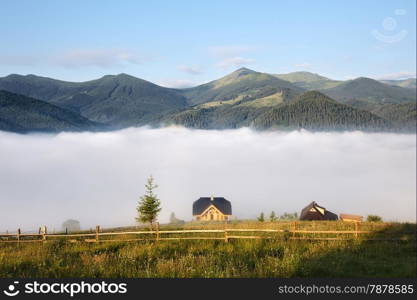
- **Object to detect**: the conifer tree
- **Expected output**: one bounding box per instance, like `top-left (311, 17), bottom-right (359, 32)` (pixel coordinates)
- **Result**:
top-left (257, 212), bottom-right (265, 222)
top-left (136, 175), bottom-right (161, 230)
top-left (269, 211), bottom-right (277, 222)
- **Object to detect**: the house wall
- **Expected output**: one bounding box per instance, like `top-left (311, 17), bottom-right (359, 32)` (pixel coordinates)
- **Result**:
top-left (194, 205), bottom-right (231, 221)
top-left (300, 211), bottom-right (325, 221)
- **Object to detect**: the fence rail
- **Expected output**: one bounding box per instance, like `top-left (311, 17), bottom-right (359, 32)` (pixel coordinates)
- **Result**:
top-left (0, 222), bottom-right (415, 243)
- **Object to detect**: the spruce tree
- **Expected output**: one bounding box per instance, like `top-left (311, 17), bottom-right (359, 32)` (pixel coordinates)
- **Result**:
top-left (136, 175), bottom-right (161, 230)
top-left (269, 211), bottom-right (277, 222)
top-left (257, 212), bottom-right (265, 222)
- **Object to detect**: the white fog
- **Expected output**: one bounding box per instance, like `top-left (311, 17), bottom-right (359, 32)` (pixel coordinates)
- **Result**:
top-left (0, 127), bottom-right (415, 232)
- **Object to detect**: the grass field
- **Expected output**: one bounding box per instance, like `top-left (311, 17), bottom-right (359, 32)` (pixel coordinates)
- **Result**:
top-left (0, 222), bottom-right (415, 278)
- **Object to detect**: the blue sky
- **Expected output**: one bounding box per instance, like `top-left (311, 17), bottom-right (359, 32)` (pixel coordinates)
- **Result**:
top-left (0, 0), bottom-right (415, 87)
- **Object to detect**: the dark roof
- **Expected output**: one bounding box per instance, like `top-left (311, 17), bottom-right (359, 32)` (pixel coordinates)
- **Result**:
top-left (300, 201), bottom-right (338, 221)
top-left (192, 197), bottom-right (232, 215)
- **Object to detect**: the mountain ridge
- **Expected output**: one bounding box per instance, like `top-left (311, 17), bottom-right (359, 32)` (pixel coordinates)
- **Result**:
top-left (0, 73), bottom-right (188, 127)
top-left (0, 69), bottom-right (415, 133)
top-left (0, 90), bottom-right (98, 133)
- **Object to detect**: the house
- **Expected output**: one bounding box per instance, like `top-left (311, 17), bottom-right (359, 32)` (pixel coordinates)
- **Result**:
top-left (192, 196), bottom-right (232, 221)
top-left (299, 201), bottom-right (338, 221)
top-left (340, 214), bottom-right (363, 222)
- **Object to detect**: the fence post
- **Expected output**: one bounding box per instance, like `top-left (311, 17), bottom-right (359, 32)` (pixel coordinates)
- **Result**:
top-left (224, 229), bottom-right (228, 242)
top-left (292, 221), bottom-right (297, 238)
top-left (354, 222), bottom-right (359, 239)
top-left (42, 226), bottom-right (47, 241)
top-left (156, 222), bottom-right (160, 242)
top-left (95, 225), bottom-right (100, 242)
top-left (17, 228), bottom-right (21, 242)
top-left (65, 227), bottom-right (68, 235)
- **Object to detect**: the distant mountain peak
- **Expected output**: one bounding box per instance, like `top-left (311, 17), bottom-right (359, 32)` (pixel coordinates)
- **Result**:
top-left (350, 77), bottom-right (375, 83)
top-left (230, 67), bottom-right (256, 76)
top-left (275, 71), bottom-right (331, 83)
top-left (115, 73), bottom-right (135, 78)
top-left (297, 90), bottom-right (336, 103)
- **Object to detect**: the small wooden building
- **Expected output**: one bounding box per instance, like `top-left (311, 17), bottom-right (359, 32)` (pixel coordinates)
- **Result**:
top-left (193, 196), bottom-right (232, 221)
top-left (299, 201), bottom-right (338, 221)
top-left (340, 214), bottom-right (363, 222)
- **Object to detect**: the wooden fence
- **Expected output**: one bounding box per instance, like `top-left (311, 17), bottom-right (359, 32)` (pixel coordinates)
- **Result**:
top-left (0, 222), bottom-right (415, 243)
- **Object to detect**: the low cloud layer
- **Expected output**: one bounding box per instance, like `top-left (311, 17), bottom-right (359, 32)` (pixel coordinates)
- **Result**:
top-left (0, 127), bottom-right (415, 232)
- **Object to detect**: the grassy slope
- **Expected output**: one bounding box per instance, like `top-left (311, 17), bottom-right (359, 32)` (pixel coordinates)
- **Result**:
top-left (274, 71), bottom-right (342, 90)
top-left (163, 91), bottom-right (396, 131)
top-left (180, 67), bottom-right (303, 106)
top-left (0, 222), bottom-right (414, 278)
top-left (162, 69), bottom-right (305, 129)
top-left (321, 77), bottom-right (416, 104)
top-left (0, 90), bottom-right (97, 133)
top-left (380, 78), bottom-right (416, 89)
top-left (0, 74), bottom-right (187, 127)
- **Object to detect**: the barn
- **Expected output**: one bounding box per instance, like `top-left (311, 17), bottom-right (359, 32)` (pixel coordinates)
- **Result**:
top-left (299, 201), bottom-right (338, 221)
top-left (193, 196), bottom-right (232, 221)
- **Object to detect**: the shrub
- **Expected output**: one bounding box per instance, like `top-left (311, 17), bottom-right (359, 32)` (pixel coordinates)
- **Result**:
top-left (367, 215), bottom-right (382, 222)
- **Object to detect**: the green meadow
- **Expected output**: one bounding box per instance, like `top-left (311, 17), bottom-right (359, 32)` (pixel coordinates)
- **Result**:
top-left (0, 222), bottom-right (415, 278)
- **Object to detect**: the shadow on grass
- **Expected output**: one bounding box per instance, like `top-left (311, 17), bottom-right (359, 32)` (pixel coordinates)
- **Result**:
top-left (292, 223), bottom-right (416, 277)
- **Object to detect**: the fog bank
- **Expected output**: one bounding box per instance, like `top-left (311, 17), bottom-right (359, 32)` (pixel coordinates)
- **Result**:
top-left (0, 127), bottom-right (415, 232)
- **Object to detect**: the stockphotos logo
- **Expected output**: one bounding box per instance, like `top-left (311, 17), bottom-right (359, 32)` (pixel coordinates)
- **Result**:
top-left (2, 281), bottom-right (127, 297)
top-left (3, 281), bottom-right (20, 297)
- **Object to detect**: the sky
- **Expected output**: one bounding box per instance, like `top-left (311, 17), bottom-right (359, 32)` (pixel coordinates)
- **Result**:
top-left (0, 127), bottom-right (415, 232)
top-left (0, 0), bottom-right (415, 87)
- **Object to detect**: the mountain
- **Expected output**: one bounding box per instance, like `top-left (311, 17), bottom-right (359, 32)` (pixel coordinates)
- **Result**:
top-left (380, 78), bottom-right (416, 89)
top-left (0, 73), bottom-right (187, 127)
top-left (0, 70), bottom-right (415, 133)
top-left (180, 68), bottom-right (304, 106)
top-left (0, 90), bottom-right (97, 133)
top-left (161, 101), bottom-right (271, 129)
top-left (274, 71), bottom-right (342, 90)
top-left (321, 77), bottom-right (416, 105)
top-left (369, 102), bottom-right (416, 131)
top-left (274, 73), bottom-right (416, 104)
top-left (162, 91), bottom-right (392, 131)
top-left (252, 91), bottom-right (391, 131)
top-left (275, 71), bottom-right (330, 82)
top-left (162, 68), bottom-right (306, 129)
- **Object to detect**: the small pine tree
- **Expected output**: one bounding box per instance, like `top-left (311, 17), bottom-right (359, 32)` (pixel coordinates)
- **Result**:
top-left (257, 212), bottom-right (265, 222)
top-left (269, 211), bottom-right (277, 222)
top-left (136, 175), bottom-right (161, 230)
